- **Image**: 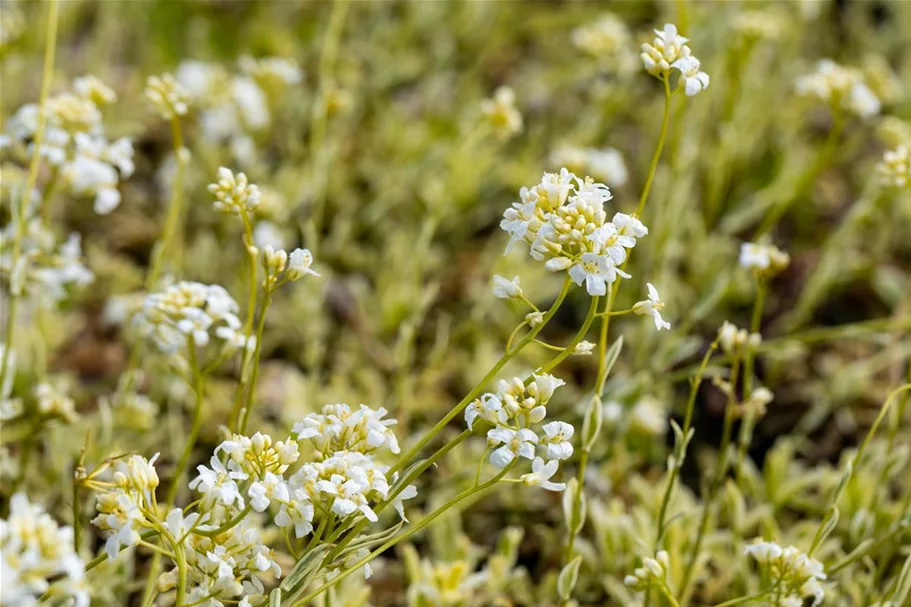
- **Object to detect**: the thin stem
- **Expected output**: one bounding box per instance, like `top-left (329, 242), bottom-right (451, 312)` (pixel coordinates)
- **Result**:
top-left (389, 276), bottom-right (572, 475)
top-left (231, 215), bottom-right (259, 431)
top-left (192, 505), bottom-right (253, 538)
top-left (734, 282), bottom-right (766, 480)
top-left (239, 288), bottom-right (274, 433)
top-left (290, 466), bottom-right (513, 605)
top-left (636, 75), bottom-right (673, 217)
top-left (0, 0), bottom-right (59, 392)
top-left (756, 104), bottom-right (844, 237)
top-left (308, 0), bottom-right (350, 256)
top-left (680, 355), bottom-right (742, 601)
top-left (146, 117), bottom-right (187, 288)
top-left (165, 340), bottom-right (206, 507)
top-left (654, 342), bottom-right (718, 548)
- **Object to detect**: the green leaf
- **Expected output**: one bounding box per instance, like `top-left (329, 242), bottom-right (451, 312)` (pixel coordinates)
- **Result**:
top-left (557, 555), bottom-right (583, 601)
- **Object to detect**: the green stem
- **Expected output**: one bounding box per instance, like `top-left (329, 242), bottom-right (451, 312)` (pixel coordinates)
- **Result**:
top-left (165, 339), bottom-right (206, 507)
top-left (389, 276), bottom-right (573, 475)
top-left (636, 75), bottom-right (673, 217)
top-left (756, 105), bottom-right (844, 237)
top-left (654, 342), bottom-right (718, 548)
top-left (192, 505), bottom-right (253, 538)
top-left (734, 282), bottom-right (766, 480)
top-left (0, 0), bottom-right (58, 392)
top-left (147, 117), bottom-right (187, 288)
top-left (231, 215), bottom-right (259, 431)
top-left (239, 288), bottom-right (274, 433)
top-left (290, 466), bottom-right (513, 605)
top-left (680, 355), bottom-right (742, 602)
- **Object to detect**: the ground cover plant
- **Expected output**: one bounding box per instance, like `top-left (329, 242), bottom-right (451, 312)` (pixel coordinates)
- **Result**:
top-left (1, 1), bottom-right (910, 606)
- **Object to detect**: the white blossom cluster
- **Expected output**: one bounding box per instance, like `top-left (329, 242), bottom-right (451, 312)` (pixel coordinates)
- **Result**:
top-left (876, 142), bottom-right (909, 189)
top-left (640, 24), bottom-right (710, 96)
top-left (500, 168), bottom-right (647, 296)
top-left (132, 281), bottom-right (248, 354)
top-left (795, 59), bottom-right (881, 119)
top-left (739, 241), bottom-right (790, 275)
top-left (1, 76), bottom-right (134, 214)
top-left (744, 540), bottom-right (827, 606)
top-left (172, 57), bottom-right (301, 165)
top-left (189, 403), bottom-right (413, 558)
top-left (209, 166), bottom-right (262, 215)
top-left (624, 550), bottom-right (670, 592)
top-left (145, 73), bottom-right (190, 120)
top-left (572, 14), bottom-right (637, 74)
top-left (465, 373), bottom-right (570, 491)
top-left (0, 202), bottom-right (94, 303)
top-left (718, 321), bottom-right (761, 355)
top-left (549, 145), bottom-right (629, 187)
top-left (158, 513), bottom-right (278, 607)
top-left (1, 493), bottom-right (88, 606)
top-left (480, 86), bottom-right (523, 140)
top-left (89, 453), bottom-right (161, 560)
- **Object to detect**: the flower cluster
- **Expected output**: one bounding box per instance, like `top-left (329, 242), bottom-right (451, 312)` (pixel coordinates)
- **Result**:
top-left (144, 73), bottom-right (189, 120)
top-left (876, 142), bottom-right (909, 189)
top-left (159, 515), bottom-right (278, 607)
top-left (795, 59), bottom-right (880, 119)
top-left (624, 550), bottom-right (670, 592)
top-left (172, 57), bottom-right (301, 165)
top-left (549, 145), bottom-right (629, 187)
top-left (480, 86), bottom-right (523, 140)
top-left (132, 281), bottom-right (247, 354)
top-left (500, 169), bottom-right (647, 296)
top-left (744, 540), bottom-right (827, 606)
top-left (739, 241), bottom-right (790, 276)
top-left (640, 24), bottom-right (710, 96)
top-left (718, 321), bottom-right (761, 355)
top-left (1, 493), bottom-right (88, 606)
top-left (466, 374), bottom-right (570, 490)
top-left (262, 245), bottom-right (319, 289)
top-left (292, 402), bottom-right (400, 459)
top-left (2, 76), bottom-right (134, 214)
top-left (209, 166), bottom-right (262, 216)
top-left (87, 453), bottom-right (160, 559)
top-left (0, 202), bottom-right (94, 302)
top-left (572, 14), bottom-right (636, 74)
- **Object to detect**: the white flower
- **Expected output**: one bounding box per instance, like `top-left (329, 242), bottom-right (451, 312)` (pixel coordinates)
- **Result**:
top-left (1, 493), bottom-right (88, 607)
top-left (286, 248), bottom-right (319, 280)
top-left (481, 86), bottom-right (523, 140)
top-left (487, 427), bottom-right (538, 468)
top-left (672, 56), bottom-right (710, 96)
top-left (572, 341), bottom-right (595, 356)
top-left (274, 489), bottom-right (315, 538)
top-left (520, 458), bottom-right (566, 491)
top-left (209, 167), bottom-right (261, 215)
top-left (248, 472), bottom-right (289, 513)
top-left (569, 252), bottom-right (629, 296)
top-left (625, 550), bottom-right (670, 591)
top-left (164, 509), bottom-right (202, 544)
top-left (189, 456), bottom-right (246, 510)
top-left (492, 274), bottom-right (523, 299)
top-left (390, 483), bottom-right (418, 522)
top-left (541, 421), bottom-right (574, 461)
top-left (632, 282), bottom-right (671, 330)
top-left (144, 73), bottom-right (189, 120)
top-left (796, 59), bottom-right (880, 119)
top-left (465, 393), bottom-right (508, 430)
top-left (641, 24), bottom-right (692, 76)
top-left (525, 311), bottom-right (544, 327)
top-left (739, 242), bottom-right (790, 273)
top-left (877, 144), bottom-right (910, 188)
